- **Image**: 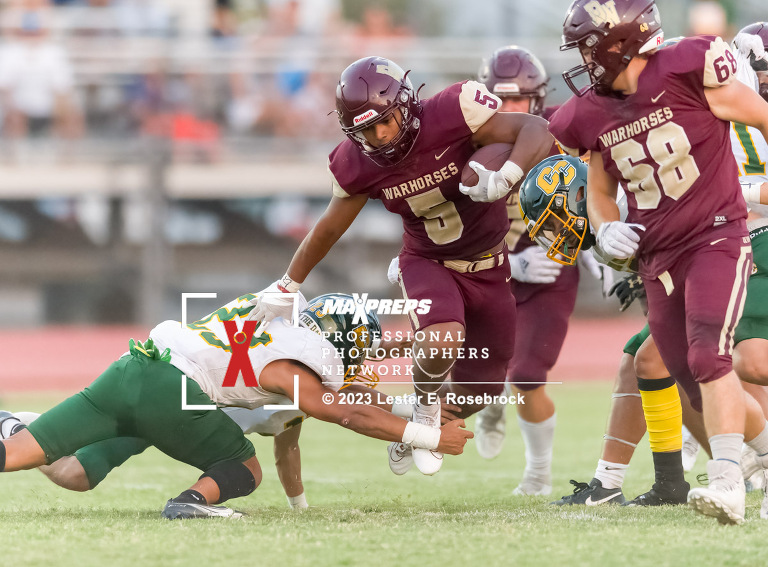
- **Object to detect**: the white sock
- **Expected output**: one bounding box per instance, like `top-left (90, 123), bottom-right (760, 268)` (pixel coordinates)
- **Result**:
top-left (518, 413), bottom-right (556, 481)
top-left (710, 433), bottom-right (744, 466)
top-left (747, 422), bottom-right (768, 458)
top-left (594, 459), bottom-right (629, 489)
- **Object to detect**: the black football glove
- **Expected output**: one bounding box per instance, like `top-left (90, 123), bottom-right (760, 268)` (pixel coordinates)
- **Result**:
top-left (608, 273), bottom-right (645, 312)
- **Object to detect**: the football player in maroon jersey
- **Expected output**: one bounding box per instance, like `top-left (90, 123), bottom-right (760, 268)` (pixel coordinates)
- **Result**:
top-left (251, 56), bottom-right (553, 476)
top-left (470, 46), bottom-right (574, 496)
top-left (549, 0), bottom-right (768, 524)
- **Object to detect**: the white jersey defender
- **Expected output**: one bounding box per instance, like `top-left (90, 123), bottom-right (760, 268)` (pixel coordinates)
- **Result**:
top-left (730, 43), bottom-right (768, 210)
top-left (150, 292), bottom-right (346, 410)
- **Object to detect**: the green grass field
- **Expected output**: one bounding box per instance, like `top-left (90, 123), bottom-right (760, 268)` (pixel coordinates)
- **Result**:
top-left (1, 382), bottom-right (765, 567)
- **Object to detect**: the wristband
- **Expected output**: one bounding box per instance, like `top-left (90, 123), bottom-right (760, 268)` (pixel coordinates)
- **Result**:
top-left (402, 421), bottom-right (440, 450)
top-left (278, 273), bottom-right (301, 293)
top-left (499, 161), bottom-right (524, 187)
top-left (742, 183), bottom-right (763, 205)
top-left (392, 399), bottom-right (414, 419)
top-left (287, 492), bottom-right (308, 509)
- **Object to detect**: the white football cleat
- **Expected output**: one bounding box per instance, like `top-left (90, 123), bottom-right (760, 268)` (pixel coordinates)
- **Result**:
top-left (474, 402), bottom-right (506, 460)
top-left (0, 411), bottom-right (26, 440)
top-left (412, 401), bottom-right (443, 475)
top-left (687, 460), bottom-right (745, 525)
top-left (14, 412), bottom-right (40, 426)
top-left (512, 473), bottom-right (552, 496)
top-left (681, 425), bottom-right (700, 472)
top-left (388, 442), bottom-right (414, 475)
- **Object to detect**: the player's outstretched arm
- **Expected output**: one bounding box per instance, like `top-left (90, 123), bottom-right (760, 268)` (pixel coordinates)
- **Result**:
top-left (260, 360), bottom-right (472, 455)
top-left (273, 424), bottom-right (307, 509)
top-left (587, 152), bottom-right (644, 262)
top-left (286, 193), bottom-right (368, 284)
top-left (706, 80), bottom-right (768, 145)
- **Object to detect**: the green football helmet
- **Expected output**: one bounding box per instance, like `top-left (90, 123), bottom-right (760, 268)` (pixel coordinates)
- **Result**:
top-left (299, 293), bottom-right (382, 387)
top-left (518, 155), bottom-right (592, 266)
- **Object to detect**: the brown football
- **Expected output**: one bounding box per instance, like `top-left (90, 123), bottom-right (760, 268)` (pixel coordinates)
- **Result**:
top-left (461, 143), bottom-right (515, 186)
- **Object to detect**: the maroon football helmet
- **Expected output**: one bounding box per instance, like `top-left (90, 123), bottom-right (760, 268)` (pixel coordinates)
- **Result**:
top-left (560, 0), bottom-right (664, 97)
top-left (335, 56), bottom-right (422, 167)
top-left (477, 46), bottom-right (549, 115)
top-left (736, 22), bottom-right (768, 101)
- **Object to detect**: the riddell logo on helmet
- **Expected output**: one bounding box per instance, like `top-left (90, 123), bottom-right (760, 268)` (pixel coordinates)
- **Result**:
top-left (320, 293), bottom-right (431, 325)
top-left (493, 83), bottom-right (521, 94)
top-left (353, 109), bottom-right (378, 125)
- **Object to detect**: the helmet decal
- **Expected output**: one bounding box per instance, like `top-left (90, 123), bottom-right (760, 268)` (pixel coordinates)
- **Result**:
top-left (376, 63), bottom-right (405, 81)
top-left (536, 159), bottom-right (577, 194)
top-left (518, 155), bottom-right (592, 265)
top-left (561, 0), bottom-right (663, 97)
top-left (584, 0), bottom-right (621, 27)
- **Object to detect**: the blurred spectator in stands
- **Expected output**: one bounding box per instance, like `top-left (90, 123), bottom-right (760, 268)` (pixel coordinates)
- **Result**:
top-left (116, 0), bottom-right (173, 37)
top-left (126, 61), bottom-right (221, 163)
top-left (344, 2), bottom-right (414, 58)
top-left (211, 0), bottom-right (237, 40)
top-left (228, 0), bottom-right (342, 140)
top-left (272, 70), bottom-right (338, 140)
top-left (687, 1), bottom-right (729, 37)
top-left (355, 5), bottom-right (412, 40)
top-left (64, 0), bottom-right (174, 38)
top-left (0, 0), bottom-right (84, 141)
top-left (225, 71), bottom-right (268, 134)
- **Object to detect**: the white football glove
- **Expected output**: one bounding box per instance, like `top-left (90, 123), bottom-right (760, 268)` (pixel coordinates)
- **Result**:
top-left (508, 246), bottom-right (563, 284)
top-left (246, 280), bottom-right (307, 324)
top-left (578, 249), bottom-right (615, 297)
top-left (733, 32), bottom-right (766, 63)
top-left (596, 221), bottom-right (645, 259)
top-left (387, 256), bottom-right (400, 284)
top-left (458, 161), bottom-right (523, 203)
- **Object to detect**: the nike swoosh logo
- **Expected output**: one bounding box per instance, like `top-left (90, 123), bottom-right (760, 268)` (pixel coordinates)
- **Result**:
top-left (651, 90), bottom-right (666, 103)
top-left (710, 238), bottom-right (726, 246)
top-left (435, 146), bottom-right (450, 160)
top-left (584, 493), bottom-right (621, 505)
top-left (506, 275), bottom-right (513, 283)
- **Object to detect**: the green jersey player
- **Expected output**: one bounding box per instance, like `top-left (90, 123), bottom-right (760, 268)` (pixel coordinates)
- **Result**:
top-left (0, 292), bottom-right (472, 519)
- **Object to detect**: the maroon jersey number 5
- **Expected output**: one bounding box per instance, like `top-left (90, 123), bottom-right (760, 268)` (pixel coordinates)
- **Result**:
top-left (405, 188), bottom-right (463, 244)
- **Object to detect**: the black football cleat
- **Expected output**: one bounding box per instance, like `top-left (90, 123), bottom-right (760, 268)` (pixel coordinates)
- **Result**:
top-left (623, 481), bottom-right (690, 506)
top-left (551, 478), bottom-right (626, 506)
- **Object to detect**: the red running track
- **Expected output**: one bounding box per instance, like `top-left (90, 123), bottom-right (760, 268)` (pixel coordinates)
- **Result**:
top-left (0, 317), bottom-right (647, 393)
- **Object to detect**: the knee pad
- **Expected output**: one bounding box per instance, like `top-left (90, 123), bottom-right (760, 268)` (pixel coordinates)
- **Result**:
top-left (200, 460), bottom-right (257, 503)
